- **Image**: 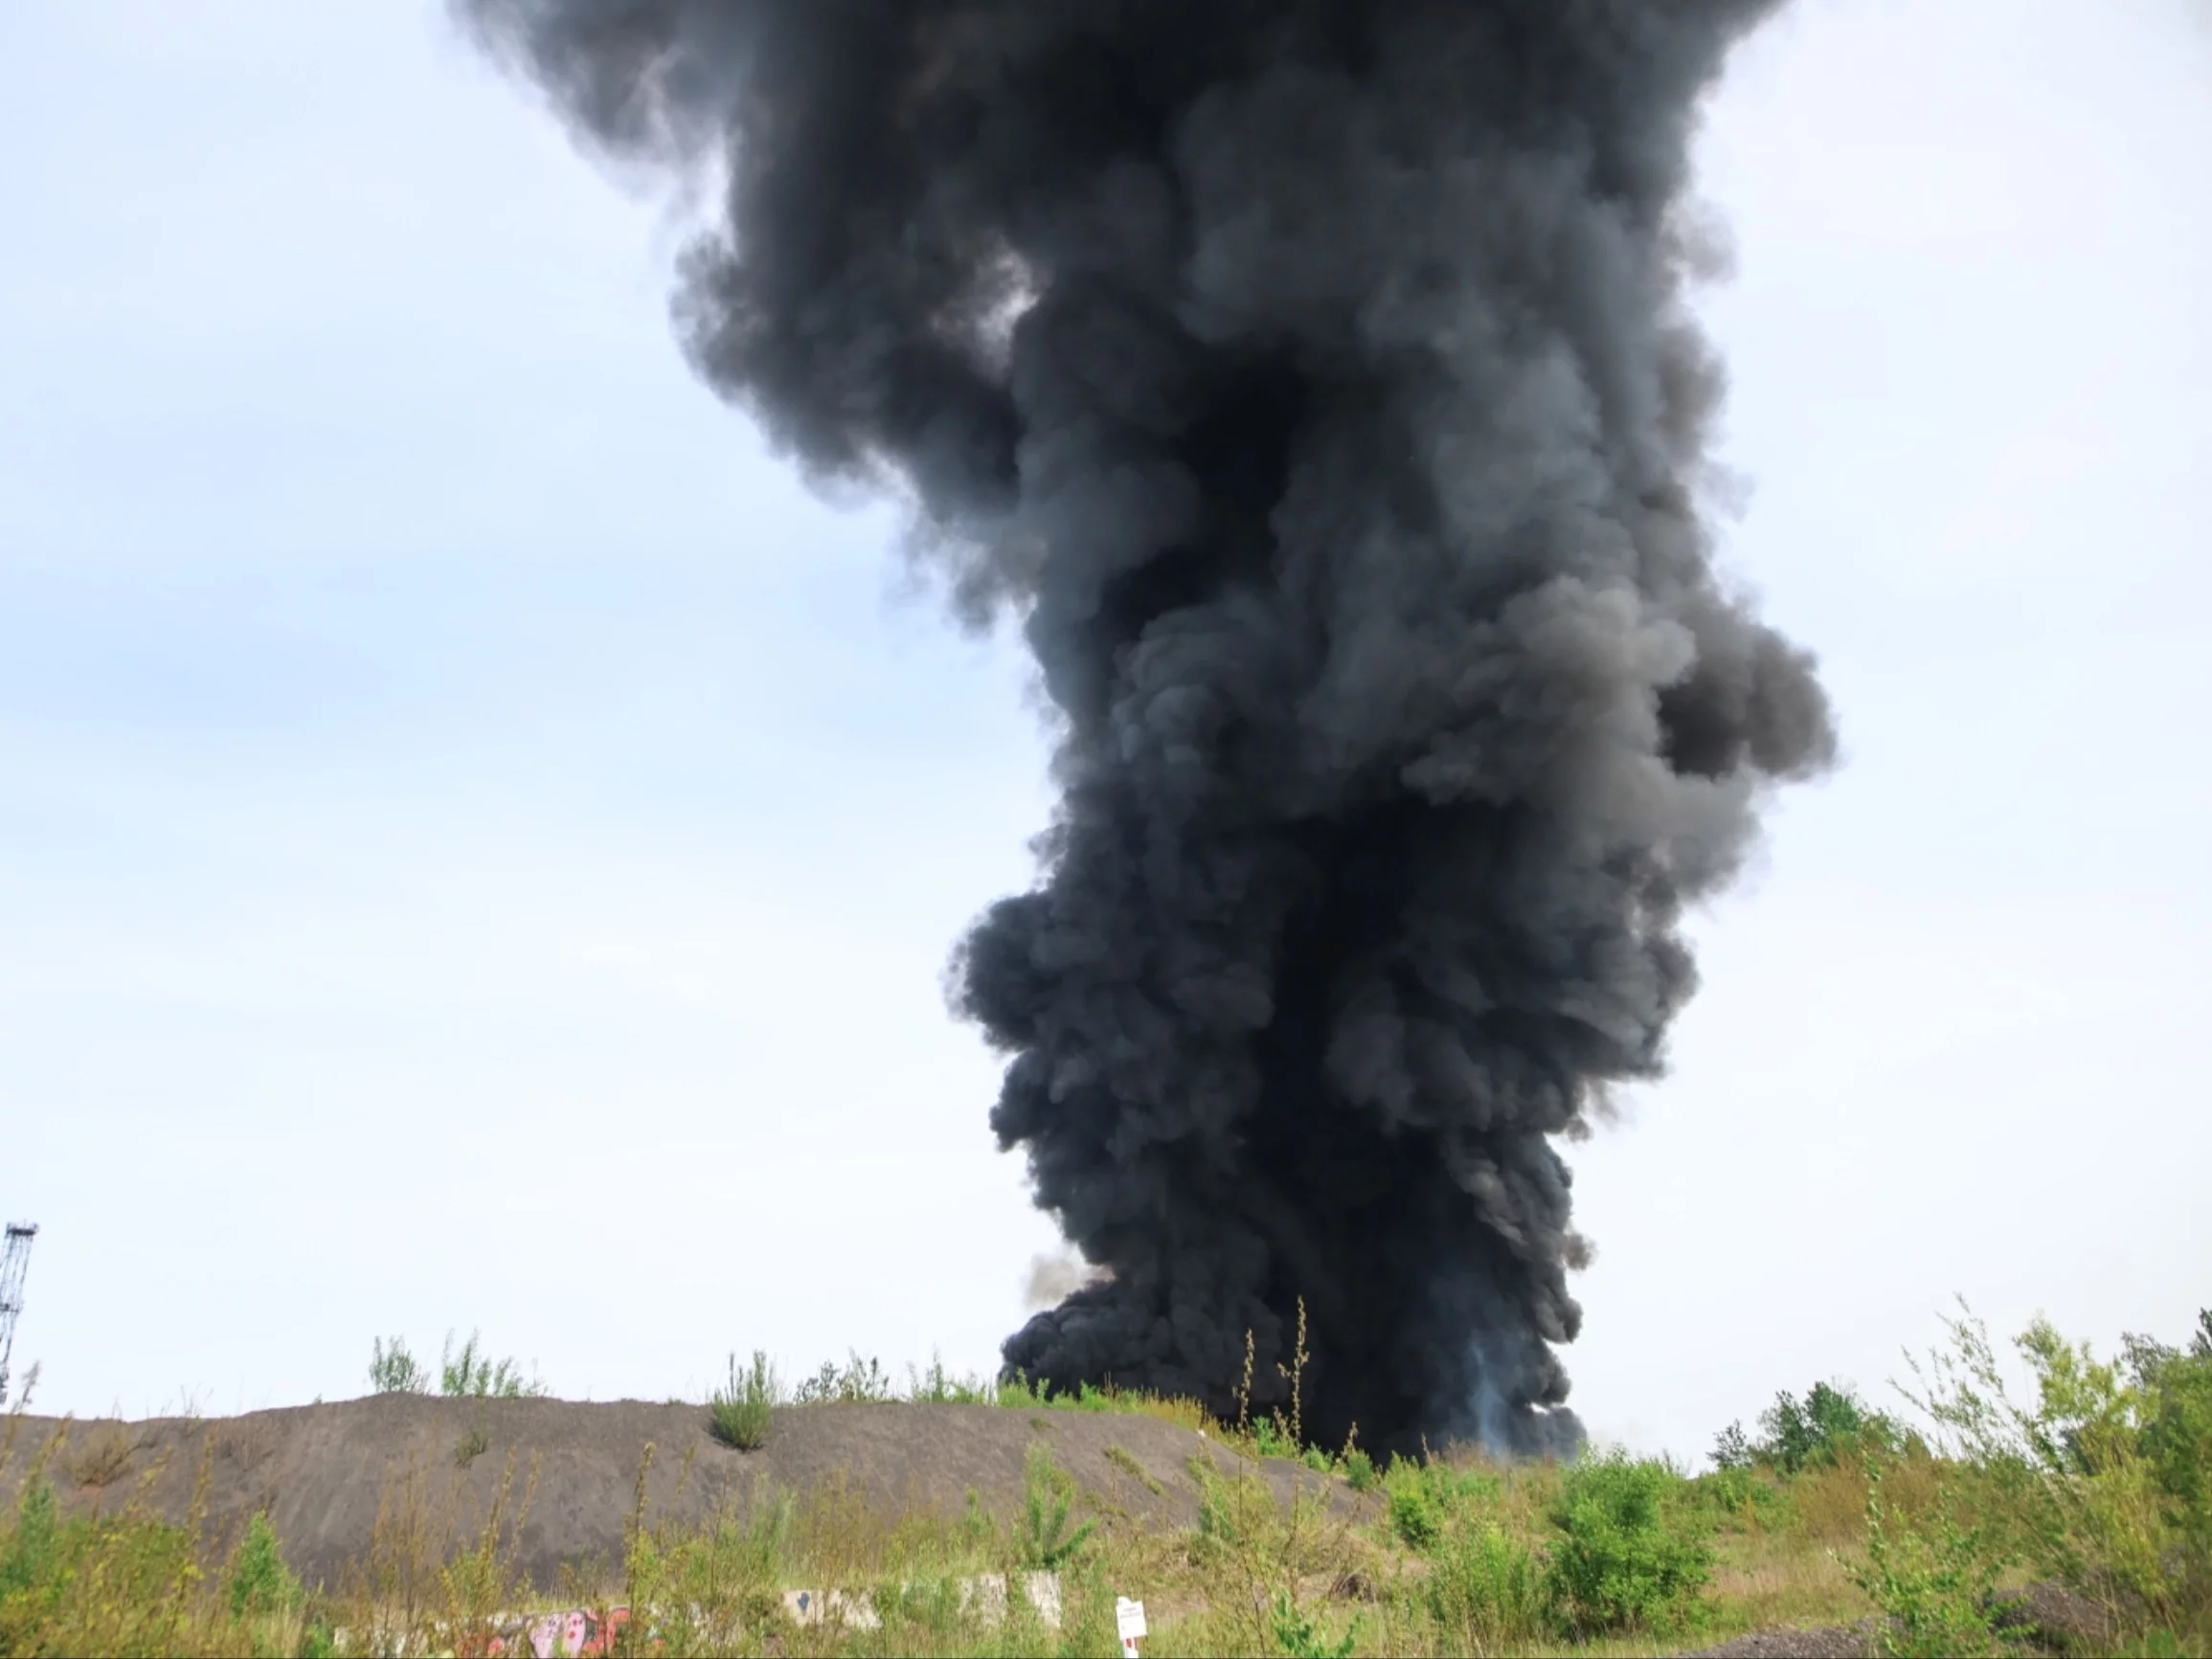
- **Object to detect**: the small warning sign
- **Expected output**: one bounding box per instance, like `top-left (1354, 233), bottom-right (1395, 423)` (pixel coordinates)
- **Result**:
top-left (1116, 1595), bottom-right (1147, 1654)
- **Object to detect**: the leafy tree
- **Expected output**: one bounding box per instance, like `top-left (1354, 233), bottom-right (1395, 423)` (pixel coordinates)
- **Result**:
top-left (1754, 1379), bottom-right (1904, 1473)
top-left (1710, 1421), bottom-right (1753, 1471)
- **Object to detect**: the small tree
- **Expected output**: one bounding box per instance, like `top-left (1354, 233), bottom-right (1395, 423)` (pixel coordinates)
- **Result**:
top-left (1754, 1379), bottom-right (1903, 1473)
top-left (1710, 1421), bottom-right (1753, 1471)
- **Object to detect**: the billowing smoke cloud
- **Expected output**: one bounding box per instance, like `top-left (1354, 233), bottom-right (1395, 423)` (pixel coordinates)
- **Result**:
top-left (457, 0), bottom-right (1833, 1457)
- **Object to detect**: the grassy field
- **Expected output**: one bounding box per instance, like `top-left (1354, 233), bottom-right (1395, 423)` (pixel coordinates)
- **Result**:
top-left (0, 1302), bottom-right (2204, 1657)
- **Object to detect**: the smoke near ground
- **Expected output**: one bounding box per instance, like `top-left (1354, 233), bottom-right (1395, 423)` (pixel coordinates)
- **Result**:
top-left (457, 0), bottom-right (1834, 1457)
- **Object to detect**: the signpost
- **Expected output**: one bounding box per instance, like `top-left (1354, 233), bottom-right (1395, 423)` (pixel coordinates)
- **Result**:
top-left (1116, 1596), bottom-right (1147, 1657)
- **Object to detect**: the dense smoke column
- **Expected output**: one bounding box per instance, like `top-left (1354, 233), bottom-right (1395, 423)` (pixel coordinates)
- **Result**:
top-left (458, 0), bottom-right (1835, 1456)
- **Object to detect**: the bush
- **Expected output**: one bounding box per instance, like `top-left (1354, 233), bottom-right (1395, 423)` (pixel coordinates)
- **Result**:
top-left (0, 1483), bottom-right (204, 1654)
top-left (1376, 1455), bottom-right (1504, 1554)
top-left (1546, 1450), bottom-right (1711, 1634)
top-left (791, 1352), bottom-right (893, 1404)
top-left (906, 1353), bottom-right (995, 1404)
top-left (1428, 1519), bottom-right (1555, 1648)
top-left (369, 1336), bottom-right (428, 1395)
top-left (1847, 1461), bottom-right (2008, 1659)
top-left (1269, 1587), bottom-right (1357, 1658)
top-left (2126, 1312), bottom-right (2212, 1585)
top-left (1017, 1443), bottom-right (1095, 1569)
top-left (226, 1512), bottom-right (304, 1620)
top-left (440, 1331), bottom-right (547, 1399)
top-left (709, 1351), bottom-right (779, 1450)
top-left (1383, 1461), bottom-right (1444, 1553)
top-left (0, 1483), bottom-right (60, 1609)
top-left (1901, 1299), bottom-right (2212, 1645)
top-left (1687, 1462), bottom-right (1790, 1535)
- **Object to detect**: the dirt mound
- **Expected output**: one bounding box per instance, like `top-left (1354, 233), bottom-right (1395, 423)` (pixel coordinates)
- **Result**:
top-left (0, 1397), bottom-right (1340, 1594)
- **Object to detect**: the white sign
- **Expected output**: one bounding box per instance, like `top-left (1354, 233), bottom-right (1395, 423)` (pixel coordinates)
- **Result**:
top-left (1116, 1596), bottom-right (1148, 1640)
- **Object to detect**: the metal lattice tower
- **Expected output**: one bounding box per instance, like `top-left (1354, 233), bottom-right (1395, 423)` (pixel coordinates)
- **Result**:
top-left (0, 1223), bottom-right (35, 1408)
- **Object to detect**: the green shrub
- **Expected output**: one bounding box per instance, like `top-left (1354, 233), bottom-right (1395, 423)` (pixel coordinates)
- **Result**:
top-left (369, 1335), bottom-right (428, 1395)
top-left (709, 1351), bottom-right (779, 1450)
top-left (906, 1353), bottom-right (996, 1404)
top-left (1686, 1462), bottom-right (1791, 1534)
top-left (1901, 1299), bottom-right (2211, 1636)
top-left (0, 1487), bottom-right (203, 1653)
top-left (1847, 1462), bottom-right (2008, 1659)
top-left (1270, 1587), bottom-right (1357, 1658)
top-left (226, 1512), bottom-right (304, 1620)
top-left (1341, 1449), bottom-right (1377, 1493)
top-left (2127, 1312), bottom-right (2212, 1585)
top-left (439, 1330), bottom-right (547, 1399)
top-left (1428, 1518), bottom-right (1555, 1648)
top-left (1546, 1450), bottom-right (1711, 1634)
top-left (791, 1351), bottom-right (892, 1404)
top-left (0, 1482), bottom-right (60, 1608)
top-left (1378, 1455), bottom-right (1509, 1554)
top-left (1384, 1461), bottom-right (1444, 1553)
top-left (1017, 1443), bottom-right (1095, 1569)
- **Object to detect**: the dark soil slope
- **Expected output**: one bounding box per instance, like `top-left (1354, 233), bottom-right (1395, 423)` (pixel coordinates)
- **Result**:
top-left (0, 1398), bottom-right (1343, 1594)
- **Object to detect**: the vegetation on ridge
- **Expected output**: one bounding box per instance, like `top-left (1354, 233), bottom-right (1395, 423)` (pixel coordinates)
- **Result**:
top-left (0, 1299), bottom-right (2203, 1656)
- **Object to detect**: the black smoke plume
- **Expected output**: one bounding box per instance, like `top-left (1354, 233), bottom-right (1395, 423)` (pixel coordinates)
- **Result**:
top-left (456, 0), bottom-right (1835, 1457)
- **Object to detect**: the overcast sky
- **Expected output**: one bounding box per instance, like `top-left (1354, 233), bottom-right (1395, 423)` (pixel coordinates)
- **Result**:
top-left (2, 0), bottom-right (2206, 1462)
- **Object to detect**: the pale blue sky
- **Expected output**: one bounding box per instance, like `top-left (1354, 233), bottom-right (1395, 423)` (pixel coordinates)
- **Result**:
top-left (3, 0), bottom-right (2206, 1461)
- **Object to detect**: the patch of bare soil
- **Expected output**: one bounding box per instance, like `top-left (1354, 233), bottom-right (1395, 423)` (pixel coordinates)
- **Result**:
top-left (0, 1398), bottom-right (1347, 1594)
top-left (1675, 1625), bottom-right (1876, 1659)
top-left (1674, 1581), bottom-right (2122, 1659)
